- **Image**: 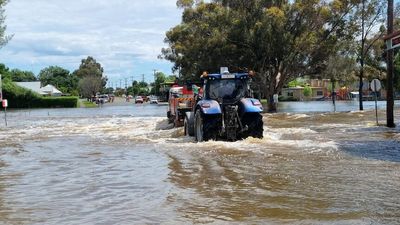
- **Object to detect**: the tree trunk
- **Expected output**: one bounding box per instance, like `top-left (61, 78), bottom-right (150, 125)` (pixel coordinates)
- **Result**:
top-left (267, 94), bottom-right (277, 113)
top-left (359, 0), bottom-right (365, 111)
top-left (332, 78), bottom-right (336, 112)
top-left (359, 65), bottom-right (364, 111)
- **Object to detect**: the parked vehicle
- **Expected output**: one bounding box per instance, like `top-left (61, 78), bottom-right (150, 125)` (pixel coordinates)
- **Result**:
top-left (150, 96), bottom-right (158, 104)
top-left (184, 68), bottom-right (263, 142)
top-left (135, 96), bottom-right (144, 104)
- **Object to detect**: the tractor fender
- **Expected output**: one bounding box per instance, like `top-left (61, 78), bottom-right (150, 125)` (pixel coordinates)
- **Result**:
top-left (240, 98), bottom-right (263, 113)
top-left (196, 100), bottom-right (222, 115)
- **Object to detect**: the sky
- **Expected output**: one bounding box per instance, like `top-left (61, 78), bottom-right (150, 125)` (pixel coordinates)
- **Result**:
top-left (0, 0), bottom-right (182, 86)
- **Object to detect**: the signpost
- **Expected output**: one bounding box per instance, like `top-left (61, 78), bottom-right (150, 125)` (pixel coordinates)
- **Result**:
top-left (370, 79), bottom-right (381, 126)
top-left (2, 99), bottom-right (7, 126)
top-left (0, 74), bottom-right (6, 126)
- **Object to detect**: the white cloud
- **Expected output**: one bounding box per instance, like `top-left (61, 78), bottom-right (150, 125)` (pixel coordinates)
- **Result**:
top-left (0, 0), bottom-right (182, 83)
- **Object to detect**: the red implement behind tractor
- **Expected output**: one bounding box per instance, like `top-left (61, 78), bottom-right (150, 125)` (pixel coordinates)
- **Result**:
top-left (167, 85), bottom-right (195, 127)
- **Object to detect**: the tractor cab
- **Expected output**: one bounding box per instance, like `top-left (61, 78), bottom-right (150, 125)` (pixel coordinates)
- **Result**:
top-left (184, 67), bottom-right (264, 142)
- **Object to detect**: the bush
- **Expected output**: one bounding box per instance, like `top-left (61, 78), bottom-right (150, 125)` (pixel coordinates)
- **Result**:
top-left (2, 78), bottom-right (78, 108)
top-left (39, 97), bottom-right (78, 108)
top-left (278, 96), bottom-right (299, 102)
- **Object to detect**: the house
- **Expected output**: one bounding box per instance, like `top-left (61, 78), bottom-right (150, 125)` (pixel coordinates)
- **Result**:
top-left (16, 82), bottom-right (63, 96)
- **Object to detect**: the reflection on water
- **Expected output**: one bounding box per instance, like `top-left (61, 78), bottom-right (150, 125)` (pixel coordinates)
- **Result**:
top-left (0, 103), bottom-right (399, 224)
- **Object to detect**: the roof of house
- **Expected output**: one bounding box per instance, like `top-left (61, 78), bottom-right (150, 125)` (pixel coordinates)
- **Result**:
top-left (15, 82), bottom-right (62, 95)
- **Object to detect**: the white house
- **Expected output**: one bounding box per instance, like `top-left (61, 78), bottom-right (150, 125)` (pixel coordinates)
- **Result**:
top-left (16, 82), bottom-right (63, 96)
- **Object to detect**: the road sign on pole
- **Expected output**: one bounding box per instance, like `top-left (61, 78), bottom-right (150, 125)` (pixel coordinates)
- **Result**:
top-left (2, 99), bottom-right (7, 127)
top-left (370, 79), bottom-right (382, 92)
top-left (371, 79), bottom-right (381, 126)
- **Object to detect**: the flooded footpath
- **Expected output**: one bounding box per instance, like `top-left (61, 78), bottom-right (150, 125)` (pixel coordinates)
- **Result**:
top-left (0, 101), bottom-right (399, 224)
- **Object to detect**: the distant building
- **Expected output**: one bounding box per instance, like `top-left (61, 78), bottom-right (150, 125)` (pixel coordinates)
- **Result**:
top-left (16, 82), bottom-right (63, 97)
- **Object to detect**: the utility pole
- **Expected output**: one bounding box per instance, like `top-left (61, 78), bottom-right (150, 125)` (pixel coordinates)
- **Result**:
top-left (142, 74), bottom-right (145, 83)
top-left (119, 79), bottom-right (122, 89)
top-left (387, 0), bottom-right (395, 128)
top-left (153, 69), bottom-right (157, 96)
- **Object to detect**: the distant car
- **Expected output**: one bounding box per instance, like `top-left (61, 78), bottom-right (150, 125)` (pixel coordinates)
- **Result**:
top-left (99, 95), bottom-right (109, 103)
top-left (150, 96), bottom-right (158, 104)
top-left (135, 96), bottom-right (144, 104)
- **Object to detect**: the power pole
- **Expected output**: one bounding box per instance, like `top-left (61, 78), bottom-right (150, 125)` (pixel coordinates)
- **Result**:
top-left (142, 74), bottom-right (145, 83)
top-left (153, 69), bottom-right (157, 96)
top-left (125, 78), bottom-right (128, 95)
top-left (387, 0), bottom-right (395, 128)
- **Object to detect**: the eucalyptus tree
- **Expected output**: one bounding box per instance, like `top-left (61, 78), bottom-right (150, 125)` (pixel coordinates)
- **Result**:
top-left (162, 0), bottom-right (359, 111)
top-left (73, 56), bottom-right (108, 96)
top-left (351, 0), bottom-right (386, 110)
top-left (0, 0), bottom-right (12, 48)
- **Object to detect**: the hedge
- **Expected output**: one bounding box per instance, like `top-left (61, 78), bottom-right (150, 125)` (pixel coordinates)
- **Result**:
top-left (2, 78), bottom-right (78, 108)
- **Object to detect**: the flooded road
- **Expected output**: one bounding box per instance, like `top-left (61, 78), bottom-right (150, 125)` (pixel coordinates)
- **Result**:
top-left (0, 102), bottom-right (399, 224)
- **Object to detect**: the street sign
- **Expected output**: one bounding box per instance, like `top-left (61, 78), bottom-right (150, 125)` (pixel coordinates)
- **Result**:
top-left (385, 30), bottom-right (400, 50)
top-left (2, 99), bottom-right (8, 108)
top-left (370, 79), bottom-right (381, 92)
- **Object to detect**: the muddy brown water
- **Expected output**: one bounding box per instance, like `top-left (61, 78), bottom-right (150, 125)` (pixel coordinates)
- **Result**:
top-left (0, 102), bottom-right (399, 224)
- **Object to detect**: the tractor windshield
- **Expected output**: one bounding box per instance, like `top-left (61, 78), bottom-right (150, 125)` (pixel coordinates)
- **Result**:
top-left (208, 79), bottom-right (247, 102)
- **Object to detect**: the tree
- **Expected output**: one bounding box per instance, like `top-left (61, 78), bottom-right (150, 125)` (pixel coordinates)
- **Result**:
top-left (0, 63), bottom-right (10, 79)
top-left (9, 69), bottom-right (36, 82)
top-left (38, 66), bottom-right (78, 94)
top-left (352, 0), bottom-right (386, 110)
top-left (303, 86), bottom-right (312, 100)
top-left (0, 0), bottom-right (12, 48)
top-left (73, 56), bottom-right (107, 96)
top-left (153, 72), bottom-right (167, 96)
top-left (74, 56), bottom-right (104, 78)
top-left (78, 76), bottom-right (102, 99)
top-left (162, 0), bottom-right (359, 111)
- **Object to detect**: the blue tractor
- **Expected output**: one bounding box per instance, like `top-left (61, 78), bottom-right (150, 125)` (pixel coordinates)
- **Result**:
top-left (184, 68), bottom-right (264, 142)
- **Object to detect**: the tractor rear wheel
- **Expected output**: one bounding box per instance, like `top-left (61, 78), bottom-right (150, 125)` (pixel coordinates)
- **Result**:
top-left (194, 110), bottom-right (218, 142)
top-left (241, 113), bottom-right (263, 139)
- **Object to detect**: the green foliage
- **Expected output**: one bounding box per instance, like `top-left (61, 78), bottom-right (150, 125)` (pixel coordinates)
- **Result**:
top-left (162, 0), bottom-right (359, 105)
top-left (0, 63), bottom-right (11, 79)
top-left (2, 77), bottom-right (41, 108)
top-left (81, 100), bottom-right (97, 108)
top-left (73, 56), bottom-right (107, 96)
top-left (78, 76), bottom-right (103, 98)
top-left (74, 56), bottom-right (104, 78)
top-left (322, 54), bottom-right (357, 85)
top-left (0, 0), bottom-right (12, 47)
top-left (1, 78), bottom-right (77, 108)
top-left (303, 86), bottom-right (312, 97)
top-left (278, 96), bottom-right (299, 102)
top-left (287, 79), bottom-right (305, 88)
top-left (10, 69), bottom-right (36, 82)
top-left (39, 97), bottom-right (78, 108)
top-left (38, 66), bottom-right (78, 95)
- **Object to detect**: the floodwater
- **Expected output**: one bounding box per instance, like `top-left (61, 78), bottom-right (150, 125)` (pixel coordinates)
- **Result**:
top-left (0, 101), bottom-right (399, 224)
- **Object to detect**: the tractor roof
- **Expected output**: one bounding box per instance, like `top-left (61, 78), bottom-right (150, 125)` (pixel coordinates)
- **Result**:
top-left (203, 73), bottom-right (251, 80)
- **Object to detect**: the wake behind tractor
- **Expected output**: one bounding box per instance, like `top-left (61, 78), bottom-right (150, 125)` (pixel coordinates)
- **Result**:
top-left (184, 68), bottom-right (264, 142)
